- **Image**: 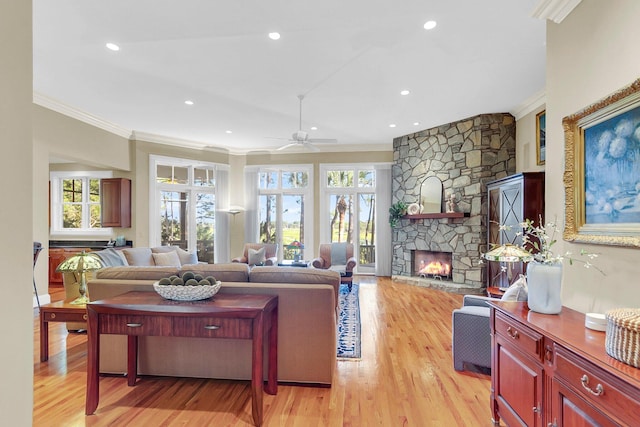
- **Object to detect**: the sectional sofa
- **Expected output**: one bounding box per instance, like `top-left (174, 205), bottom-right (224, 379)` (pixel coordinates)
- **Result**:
top-left (80, 248), bottom-right (341, 386)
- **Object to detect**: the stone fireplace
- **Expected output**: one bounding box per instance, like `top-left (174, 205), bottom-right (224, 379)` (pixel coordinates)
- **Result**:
top-left (391, 113), bottom-right (515, 293)
top-left (413, 250), bottom-right (453, 279)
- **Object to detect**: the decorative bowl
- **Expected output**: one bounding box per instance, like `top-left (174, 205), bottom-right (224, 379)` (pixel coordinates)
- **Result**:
top-left (153, 281), bottom-right (221, 301)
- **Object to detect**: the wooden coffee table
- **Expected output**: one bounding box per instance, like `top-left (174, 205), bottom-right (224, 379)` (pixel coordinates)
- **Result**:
top-left (85, 291), bottom-right (278, 426)
top-left (40, 298), bottom-right (88, 362)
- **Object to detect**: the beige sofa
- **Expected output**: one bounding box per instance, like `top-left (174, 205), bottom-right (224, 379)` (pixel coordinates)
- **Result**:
top-left (86, 263), bottom-right (340, 386)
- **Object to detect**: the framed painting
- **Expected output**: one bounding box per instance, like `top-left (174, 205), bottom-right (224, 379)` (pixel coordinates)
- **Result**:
top-left (536, 110), bottom-right (546, 165)
top-left (563, 77), bottom-right (640, 247)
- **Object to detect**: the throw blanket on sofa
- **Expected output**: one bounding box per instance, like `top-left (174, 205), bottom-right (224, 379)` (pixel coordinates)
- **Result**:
top-left (94, 248), bottom-right (127, 267)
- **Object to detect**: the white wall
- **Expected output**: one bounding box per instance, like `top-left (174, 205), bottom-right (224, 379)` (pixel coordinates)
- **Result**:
top-left (546, 0), bottom-right (640, 312)
top-left (0, 0), bottom-right (34, 423)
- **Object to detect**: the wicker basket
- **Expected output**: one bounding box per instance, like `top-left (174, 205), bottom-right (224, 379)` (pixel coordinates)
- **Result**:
top-left (605, 308), bottom-right (640, 368)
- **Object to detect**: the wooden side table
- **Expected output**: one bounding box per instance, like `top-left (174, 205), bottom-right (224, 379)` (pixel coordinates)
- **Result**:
top-left (40, 299), bottom-right (88, 362)
top-left (486, 287), bottom-right (505, 299)
top-left (85, 291), bottom-right (278, 426)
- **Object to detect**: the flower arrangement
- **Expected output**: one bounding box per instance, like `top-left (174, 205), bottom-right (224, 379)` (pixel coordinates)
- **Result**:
top-left (389, 201), bottom-right (408, 227)
top-left (488, 216), bottom-right (604, 274)
top-left (286, 240), bottom-right (304, 250)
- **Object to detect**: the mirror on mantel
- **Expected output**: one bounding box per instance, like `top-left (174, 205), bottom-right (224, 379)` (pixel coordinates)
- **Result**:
top-left (420, 176), bottom-right (443, 214)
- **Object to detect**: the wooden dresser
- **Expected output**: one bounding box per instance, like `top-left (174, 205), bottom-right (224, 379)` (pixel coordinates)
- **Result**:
top-left (489, 301), bottom-right (640, 426)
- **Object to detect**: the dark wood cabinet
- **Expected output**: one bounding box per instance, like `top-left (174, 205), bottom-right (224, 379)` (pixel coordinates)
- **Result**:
top-left (101, 178), bottom-right (131, 228)
top-left (486, 172), bottom-right (544, 289)
top-left (489, 302), bottom-right (640, 427)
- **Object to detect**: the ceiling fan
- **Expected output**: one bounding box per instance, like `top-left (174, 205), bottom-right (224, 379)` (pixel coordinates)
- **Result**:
top-left (268, 95), bottom-right (338, 151)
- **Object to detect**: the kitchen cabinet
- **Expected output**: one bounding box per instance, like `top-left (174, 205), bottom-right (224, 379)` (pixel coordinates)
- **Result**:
top-left (100, 178), bottom-right (131, 228)
top-left (486, 172), bottom-right (544, 289)
top-left (48, 247), bottom-right (91, 285)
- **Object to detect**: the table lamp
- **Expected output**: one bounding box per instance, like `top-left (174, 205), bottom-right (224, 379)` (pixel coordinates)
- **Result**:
top-left (483, 244), bottom-right (532, 290)
top-left (56, 251), bottom-right (103, 304)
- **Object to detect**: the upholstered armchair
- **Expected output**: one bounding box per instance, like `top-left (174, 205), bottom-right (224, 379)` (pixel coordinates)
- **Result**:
top-left (232, 243), bottom-right (278, 266)
top-left (311, 243), bottom-right (357, 285)
top-left (451, 295), bottom-right (499, 372)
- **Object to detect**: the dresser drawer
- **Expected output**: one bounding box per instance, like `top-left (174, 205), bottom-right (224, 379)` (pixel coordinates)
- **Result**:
top-left (555, 345), bottom-right (640, 426)
top-left (495, 311), bottom-right (543, 361)
top-left (99, 314), bottom-right (172, 336)
top-left (172, 317), bottom-right (253, 339)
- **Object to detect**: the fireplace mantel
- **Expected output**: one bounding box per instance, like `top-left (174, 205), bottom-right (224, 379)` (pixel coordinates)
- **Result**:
top-left (403, 212), bottom-right (470, 220)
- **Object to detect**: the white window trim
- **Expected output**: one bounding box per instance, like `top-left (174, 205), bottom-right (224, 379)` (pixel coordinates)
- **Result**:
top-left (148, 155), bottom-right (223, 254)
top-left (255, 164), bottom-right (314, 261)
top-left (50, 170), bottom-right (114, 236)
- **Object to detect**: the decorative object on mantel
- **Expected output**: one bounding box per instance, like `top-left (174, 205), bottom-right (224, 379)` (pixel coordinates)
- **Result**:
top-left (605, 308), bottom-right (640, 368)
top-left (389, 201), bottom-right (408, 227)
top-left (55, 251), bottom-right (103, 304)
top-left (445, 193), bottom-right (458, 213)
top-left (482, 216), bottom-right (604, 314)
top-left (406, 202), bottom-right (421, 216)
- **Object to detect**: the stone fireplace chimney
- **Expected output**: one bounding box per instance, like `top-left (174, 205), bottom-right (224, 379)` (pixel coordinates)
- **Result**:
top-left (391, 113), bottom-right (515, 293)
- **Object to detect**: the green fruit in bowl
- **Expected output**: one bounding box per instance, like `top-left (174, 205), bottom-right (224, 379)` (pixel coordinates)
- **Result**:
top-left (182, 271), bottom-right (195, 281)
top-left (185, 278), bottom-right (199, 286)
top-left (157, 278), bottom-right (172, 286)
top-left (205, 276), bottom-right (217, 285)
top-left (194, 274), bottom-right (204, 281)
top-left (169, 275), bottom-right (179, 281)
top-left (171, 277), bottom-right (184, 286)
top-left (198, 279), bottom-right (212, 286)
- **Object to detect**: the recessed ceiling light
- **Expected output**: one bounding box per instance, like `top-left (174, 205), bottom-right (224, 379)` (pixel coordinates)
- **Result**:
top-left (106, 43), bottom-right (120, 51)
top-left (400, 90), bottom-right (410, 96)
top-left (310, 126), bottom-right (318, 130)
top-left (413, 122), bottom-right (420, 126)
top-left (184, 100), bottom-right (194, 105)
top-left (268, 32), bottom-right (281, 40)
top-left (389, 124), bottom-right (397, 128)
top-left (423, 20), bottom-right (437, 30)
top-left (225, 130), bottom-right (232, 134)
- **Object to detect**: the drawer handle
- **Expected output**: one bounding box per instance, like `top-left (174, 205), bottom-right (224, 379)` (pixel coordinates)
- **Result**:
top-left (126, 323), bottom-right (143, 328)
top-left (581, 374), bottom-right (604, 396)
top-left (204, 325), bottom-right (221, 330)
top-left (506, 326), bottom-right (519, 339)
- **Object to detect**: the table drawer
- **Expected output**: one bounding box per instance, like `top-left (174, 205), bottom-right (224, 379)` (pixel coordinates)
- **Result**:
top-left (555, 345), bottom-right (640, 426)
top-left (43, 310), bottom-right (88, 323)
top-left (172, 317), bottom-right (253, 339)
top-left (495, 311), bottom-right (543, 361)
top-left (99, 314), bottom-right (172, 336)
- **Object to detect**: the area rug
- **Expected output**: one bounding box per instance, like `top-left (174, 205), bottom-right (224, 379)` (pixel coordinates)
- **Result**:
top-left (337, 283), bottom-right (361, 359)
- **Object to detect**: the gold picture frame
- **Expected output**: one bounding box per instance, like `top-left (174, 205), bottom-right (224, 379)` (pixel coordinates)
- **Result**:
top-left (563, 77), bottom-right (640, 247)
top-left (536, 110), bottom-right (546, 165)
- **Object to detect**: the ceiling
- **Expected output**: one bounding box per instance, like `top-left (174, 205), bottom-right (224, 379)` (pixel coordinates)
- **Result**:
top-left (33, 0), bottom-right (546, 155)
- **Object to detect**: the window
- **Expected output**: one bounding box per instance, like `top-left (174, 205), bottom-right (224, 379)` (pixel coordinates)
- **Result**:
top-left (256, 166), bottom-right (313, 261)
top-left (320, 165), bottom-right (377, 274)
top-left (50, 171), bottom-right (112, 234)
top-left (150, 156), bottom-right (219, 263)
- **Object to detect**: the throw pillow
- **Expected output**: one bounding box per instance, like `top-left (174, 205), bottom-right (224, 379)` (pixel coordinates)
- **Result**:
top-left (501, 274), bottom-right (528, 302)
top-left (122, 247), bottom-right (154, 266)
top-left (248, 247), bottom-right (266, 266)
top-left (152, 251), bottom-right (181, 267)
top-left (176, 247), bottom-right (198, 265)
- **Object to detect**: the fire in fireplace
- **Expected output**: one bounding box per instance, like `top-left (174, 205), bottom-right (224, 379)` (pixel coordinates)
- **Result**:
top-left (413, 250), bottom-right (453, 280)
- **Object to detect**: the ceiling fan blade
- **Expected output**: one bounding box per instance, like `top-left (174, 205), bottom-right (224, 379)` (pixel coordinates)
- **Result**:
top-left (307, 138), bottom-right (338, 144)
top-left (276, 142), bottom-right (300, 151)
top-left (303, 142), bottom-right (321, 152)
top-left (265, 136), bottom-right (290, 141)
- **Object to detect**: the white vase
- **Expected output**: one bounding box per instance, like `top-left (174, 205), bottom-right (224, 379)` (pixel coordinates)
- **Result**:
top-left (526, 262), bottom-right (563, 314)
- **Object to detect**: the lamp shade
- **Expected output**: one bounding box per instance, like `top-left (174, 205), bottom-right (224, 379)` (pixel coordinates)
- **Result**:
top-left (483, 244), bottom-right (532, 263)
top-left (56, 251), bottom-right (103, 273)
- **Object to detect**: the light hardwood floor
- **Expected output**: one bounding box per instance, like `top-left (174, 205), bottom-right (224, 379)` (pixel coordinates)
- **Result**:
top-left (33, 277), bottom-right (495, 426)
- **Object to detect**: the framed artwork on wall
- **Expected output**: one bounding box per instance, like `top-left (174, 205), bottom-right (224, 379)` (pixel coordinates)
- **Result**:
top-left (563, 77), bottom-right (640, 247)
top-left (536, 110), bottom-right (546, 165)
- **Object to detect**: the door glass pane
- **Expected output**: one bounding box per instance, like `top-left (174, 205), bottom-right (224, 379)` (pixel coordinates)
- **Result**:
top-left (194, 168), bottom-right (215, 187)
top-left (63, 204), bottom-right (82, 228)
top-left (358, 193), bottom-right (375, 273)
top-left (326, 170), bottom-right (353, 188)
top-left (282, 172), bottom-right (308, 189)
top-left (259, 195), bottom-right (277, 243)
top-left (196, 193), bottom-right (215, 263)
top-left (329, 194), bottom-right (353, 243)
top-left (160, 191), bottom-right (188, 248)
top-left (259, 172), bottom-right (278, 189)
top-left (282, 194), bottom-right (304, 260)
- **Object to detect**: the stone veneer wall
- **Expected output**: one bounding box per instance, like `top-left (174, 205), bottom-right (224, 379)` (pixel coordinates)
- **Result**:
top-left (391, 113), bottom-right (516, 293)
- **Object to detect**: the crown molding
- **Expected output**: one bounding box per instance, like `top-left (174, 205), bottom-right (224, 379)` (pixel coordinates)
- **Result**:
top-left (33, 92), bottom-right (132, 139)
top-left (531, 0), bottom-right (582, 23)
top-left (511, 90), bottom-right (546, 120)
